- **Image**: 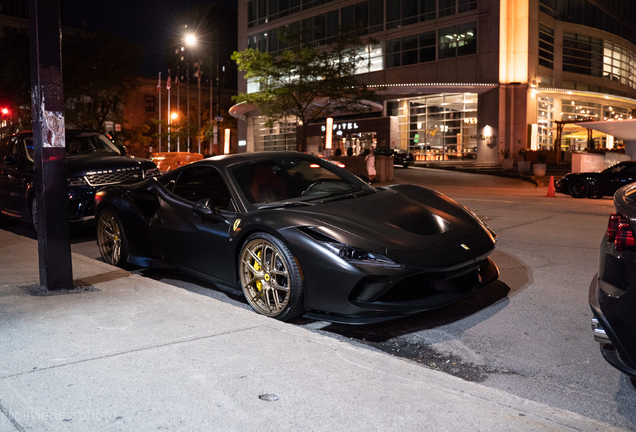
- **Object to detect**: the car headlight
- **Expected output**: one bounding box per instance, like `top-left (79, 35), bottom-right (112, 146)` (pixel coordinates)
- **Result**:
top-left (145, 167), bottom-right (161, 178)
top-left (321, 241), bottom-right (402, 267)
top-left (67, 176), bottom-right (87, 186)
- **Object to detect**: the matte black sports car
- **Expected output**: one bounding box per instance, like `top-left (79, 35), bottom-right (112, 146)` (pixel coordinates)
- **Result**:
top-left (94, 152), bottom-right (499, 324)
top-left (590, 182), bottom-right (636, 381)
top-left (0, 130), bottom-right (159, 227)
top-left (555, 161), bottom-right (636, 198)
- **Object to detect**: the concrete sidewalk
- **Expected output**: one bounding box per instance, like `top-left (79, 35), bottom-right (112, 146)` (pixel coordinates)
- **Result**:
top-left (0, 229), bottom-right (624, 431)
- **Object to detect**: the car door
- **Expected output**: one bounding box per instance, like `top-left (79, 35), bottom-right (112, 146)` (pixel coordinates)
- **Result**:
top-left (0, 135), bottom-right (32, 219)
top-left (150, 165), bottom-right (237, 283)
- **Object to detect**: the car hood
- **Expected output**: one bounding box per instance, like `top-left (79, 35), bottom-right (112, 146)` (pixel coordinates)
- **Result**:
top-left (66, 155), bottom-right (154, 176)
top-left (287, 185), bottom-right (491, 254)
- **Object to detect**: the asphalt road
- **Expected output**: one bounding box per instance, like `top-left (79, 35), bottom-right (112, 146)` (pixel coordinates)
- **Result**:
top-left (5, 167), bottom-right (634, 429)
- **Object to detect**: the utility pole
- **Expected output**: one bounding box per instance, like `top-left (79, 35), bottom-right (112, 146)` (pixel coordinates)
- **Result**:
top-left (28, 0), bottom-right (73, 290)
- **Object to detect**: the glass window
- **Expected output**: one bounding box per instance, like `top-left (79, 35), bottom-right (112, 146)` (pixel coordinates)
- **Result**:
top-left (458, 0), bottom-right (476, 13)
top-left (326, 10), bottom-right (339, 39)
top-left (341, 5), bottom-right (354, 28)
top-left (438, 0), bottom-right (455, 17)
top-left (539, 24), bottom-right (554, 69)
top-left (145, 96), bottom-right (156, 113)
top-left (402, 0), bottom-right (417, 26)
top-left (171, 166), bottom-right (233, 210)
top-left (355, 2), bottom-right (369, 34)
top-left (419, 31), bottom-right (436, 62)
top-left (369, 0), bottom-right (383, 33)
top-left (457, 23), bottom-right (476, 56)
top-left (419, 0), bottom-right (435, 21)
top-left (439, 26), bottom-right (457, 59)
top-left (386, 0), bottom-right (401, 30)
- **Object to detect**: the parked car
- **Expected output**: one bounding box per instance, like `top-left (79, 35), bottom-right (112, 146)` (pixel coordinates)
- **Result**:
top-left (0, 130), bottom-right (160, 227)
top-left (374, 147), bottom-right (415, 168)
top-left (94, 152), bottom-right (499, 324)
top-left (590, 182), bottom-right (636, 382)
top-left (555, 161), bottom-right (636, 198)
top-left (150, 151), bottom-right (204, 173)
top-left (393, 149), bottom-right (415, 168)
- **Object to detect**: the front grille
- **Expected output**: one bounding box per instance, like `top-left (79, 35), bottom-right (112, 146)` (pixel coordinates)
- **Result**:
top-left (84, 168), bottom-right (143, 186)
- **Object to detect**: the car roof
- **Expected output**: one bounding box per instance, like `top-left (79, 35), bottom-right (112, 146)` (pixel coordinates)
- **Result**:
top-left (191, 151), bottom-right (320, 170)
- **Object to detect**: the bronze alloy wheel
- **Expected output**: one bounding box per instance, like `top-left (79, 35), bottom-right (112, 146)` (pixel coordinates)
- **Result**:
top-left (97, 210), bottom-right (126, 267)
top-left (239, 234), bottom-right (303, 319)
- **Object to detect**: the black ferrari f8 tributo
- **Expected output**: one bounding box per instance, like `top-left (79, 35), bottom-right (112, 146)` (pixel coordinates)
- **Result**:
top-left (94, 152), bottom-right (499, 324)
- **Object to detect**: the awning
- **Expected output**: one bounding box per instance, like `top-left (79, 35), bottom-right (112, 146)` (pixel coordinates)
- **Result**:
top-left (576, 119), bottom-right (636, 141)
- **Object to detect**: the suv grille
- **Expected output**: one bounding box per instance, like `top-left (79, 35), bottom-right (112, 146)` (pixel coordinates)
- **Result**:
top-left (84, 168), bottom-right (143, 186)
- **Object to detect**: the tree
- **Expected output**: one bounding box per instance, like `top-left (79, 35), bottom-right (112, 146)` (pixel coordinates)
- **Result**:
top-left (63, 31), bottom-right (141, 131)
top-left (232, 28), bottom-right (380, 152)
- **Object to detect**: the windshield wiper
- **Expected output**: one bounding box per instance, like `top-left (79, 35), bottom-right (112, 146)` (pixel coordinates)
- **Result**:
top-left (258, 201), bottom-right (316, 210)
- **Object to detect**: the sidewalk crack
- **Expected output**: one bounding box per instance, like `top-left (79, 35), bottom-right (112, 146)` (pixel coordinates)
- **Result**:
top-left (0, 325), bottom-right (259, 380)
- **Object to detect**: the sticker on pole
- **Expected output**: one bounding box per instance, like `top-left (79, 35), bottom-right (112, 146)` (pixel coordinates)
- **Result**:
top-left (42, 100), bottom-right (65, 148)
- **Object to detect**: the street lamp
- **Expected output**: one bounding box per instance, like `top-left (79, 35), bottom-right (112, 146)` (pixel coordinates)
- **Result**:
top-left (171, 111), bottom-right (179, 151)
top-left (185, 34), bottom-right (197, 154)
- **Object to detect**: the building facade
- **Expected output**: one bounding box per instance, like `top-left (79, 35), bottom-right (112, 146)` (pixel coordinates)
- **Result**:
top-left (232, 0), bottom-right (636, 164)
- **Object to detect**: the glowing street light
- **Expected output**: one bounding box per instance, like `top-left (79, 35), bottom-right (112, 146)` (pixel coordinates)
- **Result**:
top-left (171, 112), bottom-right (178, 121)
top-left (185, 33), bottom-right (196, 47)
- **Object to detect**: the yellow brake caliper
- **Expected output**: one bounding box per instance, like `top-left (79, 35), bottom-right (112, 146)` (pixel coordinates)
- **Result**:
top-left (253, 250), bottom-right (263, 291)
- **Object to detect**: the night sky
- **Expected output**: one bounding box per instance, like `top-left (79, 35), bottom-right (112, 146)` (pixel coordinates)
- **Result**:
top-left (62, 0), bottom-right (238, 77)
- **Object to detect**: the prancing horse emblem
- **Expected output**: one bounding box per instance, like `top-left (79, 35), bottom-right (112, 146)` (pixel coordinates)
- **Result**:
top-left (461, 244), bottom-right (470, 250)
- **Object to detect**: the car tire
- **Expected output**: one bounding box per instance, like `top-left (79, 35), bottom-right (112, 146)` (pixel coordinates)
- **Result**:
top-left (403, 164), bottom-right (409, 169)
top-left (96, 208), bottom-right (132, 269)
top-left (239, 232), bottom-right (304, 321)
top-left (569, 179), bottom-right (589, 198)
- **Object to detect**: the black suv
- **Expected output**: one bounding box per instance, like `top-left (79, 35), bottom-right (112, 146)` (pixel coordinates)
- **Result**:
top-left (0, 130), bottom-right (159, 227)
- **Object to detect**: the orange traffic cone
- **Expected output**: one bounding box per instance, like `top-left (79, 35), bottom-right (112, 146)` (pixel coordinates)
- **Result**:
top-left (546, 176), bottom-right (556, 197)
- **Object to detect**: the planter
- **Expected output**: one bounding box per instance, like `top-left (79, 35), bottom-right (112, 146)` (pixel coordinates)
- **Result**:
top-left (518, 160), bottom-right (531, 174)
top-left (533, 163), bottom-right (547, 177)
top-left (502, 158), bottom-right (514, 170)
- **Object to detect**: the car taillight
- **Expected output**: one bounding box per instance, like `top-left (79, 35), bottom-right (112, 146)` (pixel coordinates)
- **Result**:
top-left (615, 222), bottom-right (636, 251)
top-left (607, 213), bottom-right (621, 241)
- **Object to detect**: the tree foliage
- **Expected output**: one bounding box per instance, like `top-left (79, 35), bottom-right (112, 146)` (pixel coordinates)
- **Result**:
top-left (62, 31), bottom-right (141, 131)
top-left (0, 29), bottom-right (141, 136)
top-left (232, 28), bottom-right (379, 142)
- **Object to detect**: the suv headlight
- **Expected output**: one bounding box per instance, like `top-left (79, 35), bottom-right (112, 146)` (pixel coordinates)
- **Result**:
top-left (67, 176), bottom-right (87, 186)
top-left (321, 241), bottom-right (402, 268)
top-left (145, 167), bottom-right (161, 178)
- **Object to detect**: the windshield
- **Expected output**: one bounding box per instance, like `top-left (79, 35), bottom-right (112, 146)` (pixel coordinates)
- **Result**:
top-left (230, 156), bottom-right (374, 208)
top-left (22, 132), bottom-right (122, 161)
top-left (65, 132), bottom-right (122, 156)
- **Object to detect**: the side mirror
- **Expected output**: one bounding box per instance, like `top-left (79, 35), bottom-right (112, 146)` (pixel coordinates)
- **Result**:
top-left (4, 154), bottom-right (18, 165)
top-left (193, 198), bottom-right (227, 223)
top-left (193, 198), bottom-right (214, 216)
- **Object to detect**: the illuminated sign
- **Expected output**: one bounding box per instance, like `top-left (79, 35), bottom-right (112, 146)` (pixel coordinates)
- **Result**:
top-left (321, 122), bottom-right (359, 132)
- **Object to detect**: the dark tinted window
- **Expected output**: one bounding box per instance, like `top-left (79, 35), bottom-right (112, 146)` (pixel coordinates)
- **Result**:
top-left (171, 166), bottom-right (233, 210)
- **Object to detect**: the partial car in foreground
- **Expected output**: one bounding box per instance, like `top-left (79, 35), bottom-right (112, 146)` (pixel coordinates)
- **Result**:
top-left (555, 161), bottom-right (636, 198)
top-left (590, 183), bottom-right (636, 382)
top-left (94, 152), bottom-right (499, 324)
top-left (0, 130), bottom-right (159, 227)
